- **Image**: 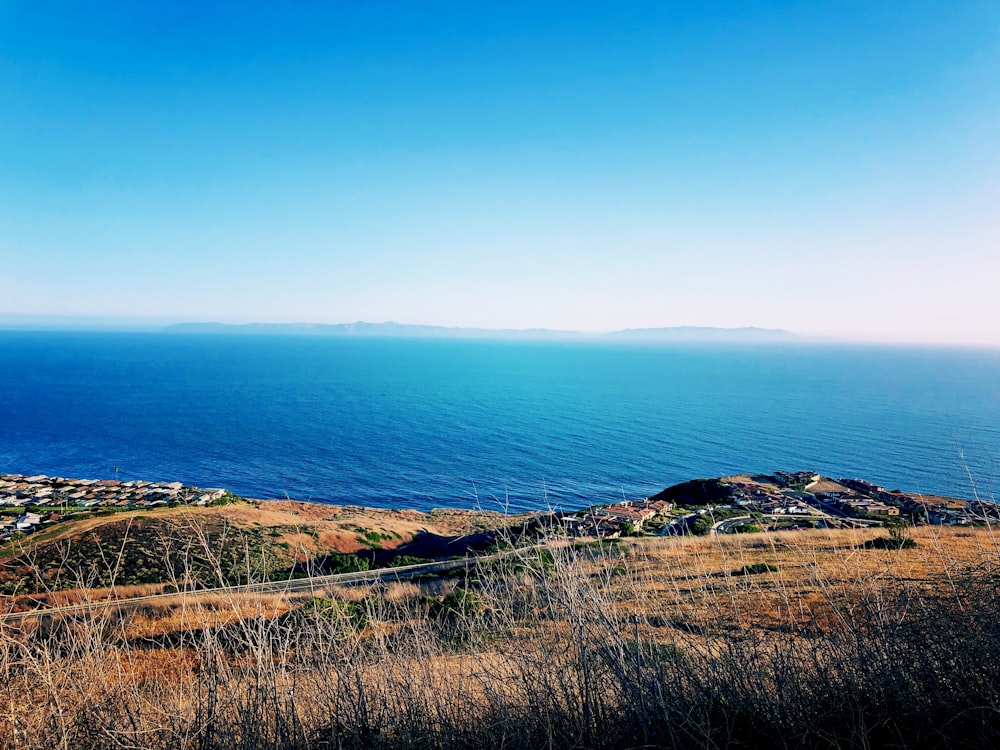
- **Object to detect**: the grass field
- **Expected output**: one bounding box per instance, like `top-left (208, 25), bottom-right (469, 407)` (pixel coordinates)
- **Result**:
top-left (1, 522), bottom-right (998, 749)
top-left (0, 500), bottom-right (517, 600)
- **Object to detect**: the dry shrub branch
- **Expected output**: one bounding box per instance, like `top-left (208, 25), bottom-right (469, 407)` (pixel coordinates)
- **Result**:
top-left (1, 524), bottom-right (999, 749)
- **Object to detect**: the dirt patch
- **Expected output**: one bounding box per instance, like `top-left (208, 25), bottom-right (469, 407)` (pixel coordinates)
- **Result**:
top-left (805, 478), bottom-right (851, 494)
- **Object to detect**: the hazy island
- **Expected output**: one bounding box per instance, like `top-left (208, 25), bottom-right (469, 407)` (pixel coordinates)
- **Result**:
top-left (163, 320), bottom-right (799, 343)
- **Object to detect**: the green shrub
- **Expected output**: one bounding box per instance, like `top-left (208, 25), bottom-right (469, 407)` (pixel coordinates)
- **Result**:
top-left (437, 588), bottom-right (482, 620)
top-left (390, 555), bottom-right (435, 567)
top-left (736, 562), bottom-right (778, 575)
top-left (302, 596), bottom-right (368, 629)
top-left (690, 515), bottom-right (713, 536)
top-left (864, 518), bottom-right (918, 549)
top-left (864, 536), bottom-right (918, 550)
top-left (326, 553), bottom-right (371, 574)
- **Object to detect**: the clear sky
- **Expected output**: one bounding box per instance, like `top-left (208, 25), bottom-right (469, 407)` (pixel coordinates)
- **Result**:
top-left (2, 1), bottom-right (999, 344)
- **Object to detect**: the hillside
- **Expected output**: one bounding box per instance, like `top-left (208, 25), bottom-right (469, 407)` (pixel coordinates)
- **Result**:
top-left (2, 467), bottom-right (987, 603)
top-left (0, 499), bottom-right (525, 599)
top-left (2, 524), bottom-right (998, 749)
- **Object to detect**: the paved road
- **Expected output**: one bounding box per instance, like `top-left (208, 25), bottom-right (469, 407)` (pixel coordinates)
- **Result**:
top-left (712, 513), bottom-right (817, 534)
top-left (0, 553), bottom-right (515, 624)
top-left (712, 515), bottom-right (754, 535)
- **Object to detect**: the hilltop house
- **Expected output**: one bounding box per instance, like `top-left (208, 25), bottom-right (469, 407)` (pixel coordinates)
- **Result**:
top-left (15, 512), bottom-right (43, 531)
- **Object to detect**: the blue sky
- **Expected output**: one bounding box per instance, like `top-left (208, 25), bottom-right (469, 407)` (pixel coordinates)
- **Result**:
top-left (3, 1), bottom-right (999, 343)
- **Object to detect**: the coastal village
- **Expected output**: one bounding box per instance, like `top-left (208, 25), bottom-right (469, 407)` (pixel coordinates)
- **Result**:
top-left (1, 469), bottom-right (996, 545)
top-left (560, 471), bottom-right (998, 538)
top-left (0, 473), bottom-right (229, 540)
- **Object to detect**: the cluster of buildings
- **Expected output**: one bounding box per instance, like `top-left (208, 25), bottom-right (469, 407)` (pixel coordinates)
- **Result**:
top-left (968, 501), bottom-right (1000, 523)
top-left (724, 474), bottom-right (984, 526)
top-left (0, 473), bottom-right (229, 535)
top-left (834, 478), bottom-right (973, 525)
top-left (561, 497), bottom-right (674, 537)
top-left (0, 511), bottom-right (48, 540)
top-left (824, 491), bottom-right (900, 519)
top-left (726, 478), bottom-right (814, 515)
top-left (561, 471), bottom-right (993, 540)
top-left (772, 471), bottom-right (823, 488)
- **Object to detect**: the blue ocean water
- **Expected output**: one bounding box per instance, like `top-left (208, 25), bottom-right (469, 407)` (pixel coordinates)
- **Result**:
top-left (0, 332), bottom-right (998, 512)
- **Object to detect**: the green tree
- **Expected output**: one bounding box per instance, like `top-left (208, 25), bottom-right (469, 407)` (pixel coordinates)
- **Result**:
top-left (884, 516), bottom-right (909, 540)
top-left (884, 517), bottom-right (917, 548)
top-left (690, 515), bottom-right (713, 536)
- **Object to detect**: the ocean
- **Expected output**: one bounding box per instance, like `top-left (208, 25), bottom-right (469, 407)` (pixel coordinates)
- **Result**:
top-left (1, 332), bottom-right (998, 512)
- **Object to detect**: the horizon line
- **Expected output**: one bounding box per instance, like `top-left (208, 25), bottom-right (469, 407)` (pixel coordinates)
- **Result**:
top-left (2, 314), bottom-right (999, 349)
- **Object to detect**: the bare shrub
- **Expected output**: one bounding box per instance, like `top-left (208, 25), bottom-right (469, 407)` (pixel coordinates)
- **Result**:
top-left (1, 521), bottom-right (999, 749)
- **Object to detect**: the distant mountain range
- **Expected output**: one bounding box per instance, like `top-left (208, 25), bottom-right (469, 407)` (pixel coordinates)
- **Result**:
top-left (164, 321), bottom-right (796, 342)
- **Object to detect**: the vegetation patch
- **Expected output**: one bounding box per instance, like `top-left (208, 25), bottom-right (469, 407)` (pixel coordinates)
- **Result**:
top-left (1, 526), bottom-right (999, 749)
top-left (863, 519), bottom-right (918, 549)
top-left (863, 535), bottom-right (918, 550)
top-left (649, 478), bottom-right (733, 506)
top-left (389, 555), bottom-right (435, 567)
top-left (735, 562), bottom-right (779, 575)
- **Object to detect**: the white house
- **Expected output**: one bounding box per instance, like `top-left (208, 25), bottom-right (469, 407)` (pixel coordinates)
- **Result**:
top-left (16, 512), bottom-right (42, 531)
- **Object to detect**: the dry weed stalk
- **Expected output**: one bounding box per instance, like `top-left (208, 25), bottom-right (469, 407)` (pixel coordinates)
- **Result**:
top-left (1, 519), bottom-right (998, 749)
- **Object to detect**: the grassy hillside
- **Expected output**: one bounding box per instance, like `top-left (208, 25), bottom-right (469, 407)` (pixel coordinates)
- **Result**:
top-left (2, 523), bottom-right (999, 749)
top-left (0, 500), bottom-right (521, 599)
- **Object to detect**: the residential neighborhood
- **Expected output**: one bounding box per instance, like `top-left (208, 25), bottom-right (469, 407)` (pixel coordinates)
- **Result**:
top-left (560, 497), bottom-right (675, 537)
top-left (0, 473), bottom-right (230, 540)
top-left (558, 471), bottom-right (992, 539)
top-left (3, 469), bottom-right (992, 544)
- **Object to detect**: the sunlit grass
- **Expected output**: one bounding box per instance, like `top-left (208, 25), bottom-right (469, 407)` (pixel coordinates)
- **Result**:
top-left (1, 523), bottom-right (998, 749)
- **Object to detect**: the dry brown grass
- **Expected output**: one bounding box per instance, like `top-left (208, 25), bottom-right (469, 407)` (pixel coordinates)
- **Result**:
top-left (1, 523), bottom-right (999, 749)
top-left (0, 500), bottom-right (516, 569)
top-left (804, 478), bottom-right (851, 493)
top-left (121, 590), bottom-right (314, 638)
top-left (0, 501), bottom-right (527, 599)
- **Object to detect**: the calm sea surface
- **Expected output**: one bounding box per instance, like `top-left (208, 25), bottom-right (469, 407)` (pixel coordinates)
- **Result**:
top-left (1, 332), bottom-right (998, 512)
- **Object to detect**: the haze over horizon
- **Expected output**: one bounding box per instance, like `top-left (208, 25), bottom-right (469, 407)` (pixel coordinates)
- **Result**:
top-left (3, 2), bottom-right (999, 346)
top-left (1, 314), bottom-right (996, 349)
